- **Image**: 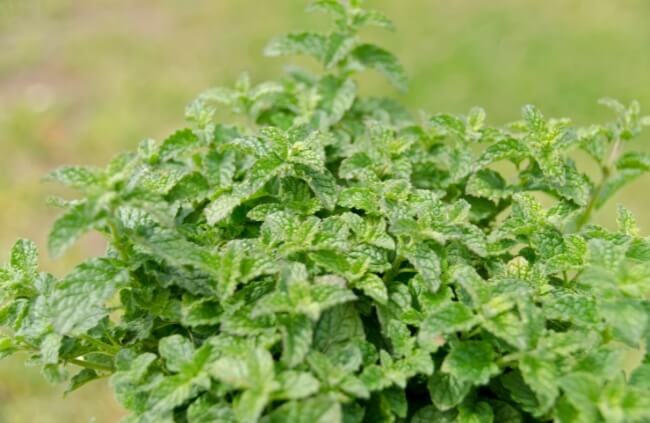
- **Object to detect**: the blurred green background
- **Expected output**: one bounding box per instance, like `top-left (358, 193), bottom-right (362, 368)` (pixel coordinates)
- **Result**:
top-left (1, 0), bottom-right (649, 421)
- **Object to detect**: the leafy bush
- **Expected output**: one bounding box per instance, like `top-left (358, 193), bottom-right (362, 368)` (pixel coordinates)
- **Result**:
top-left (2, 1), bottom-right (650, 422)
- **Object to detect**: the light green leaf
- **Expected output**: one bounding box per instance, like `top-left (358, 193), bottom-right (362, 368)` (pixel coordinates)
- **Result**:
top-left (442, 341), bottom-right (499, 386)
top-left (48, 258), bottom-right (128, 336)
top-left (404, 242), bottom-right (441, 292)
top-left (350, 44), bottom-right (407, 91)
top-left (427, 372), bottom-right (472, 411)
top-left (48, 202), bottom-right (97, 258)
top-left (265, 395), bottom-right (342, 423)
top-left (10, 239), bottom-right (38, 274)
top-left (159, 129), bottom-right (200, 160)
top-left (411, 406), bottom-right (457, 423)
top-left (159, 335), bottom-right (195, 373)
top-left (519, 353), bottom-right (559, 415)
top-left (418, 302), bottom-right (477, 352)
top-left (47, 166), bottom-right (102, 190)
top-left (354, 273), bottom-right (388, 304)
top-left (264, 32), bottom-right (327, 62)
top-left (280, 314), bottom-right (314, 368)
top-left (275, 371), bottom-right (320, 400)
top-left (458, 401), bottom-right (494, 423)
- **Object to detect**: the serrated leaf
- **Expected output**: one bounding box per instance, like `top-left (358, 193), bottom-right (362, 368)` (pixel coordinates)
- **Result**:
top-left (458, 400), bottom-right (494, 423)
top-left (275, 371), bottom-right (320, 400)
top-left (47, 166), bottom-right (102, 190)
top-left (187, 397), bottom-right (236, 423)
top-left (266, 395), bottom-right (342, 423)
top-left (350, 44), bottom-right (407, 91)
top-left (466, 169), bottom-right (510, 202)
top-left (418, 302), bottom-right (477, 351)
top-left (264, 32), bottom-right (327, 61)
top-left (46, 258), bottom-right (128, 336)
top-left (48, 202), bottom-right (97, 258)
top-left (354, 273), bottom-right (388, 304)
top-left (404, 242), bottom-right (441, 292)
top-left (519, 353), bottom-right (559, 415)
top-left (427, 372), bottom-right (472, 411)
top-left (159, 129), bottom-right (200, 160)
top-left (280, 314), bottom-right (314, 368)
top-left (442, 341), bottom-right (499, 386)
top-left (294, 164), bottom-right (338, 210)
top-left (159, 335), bottom-right (195, 373)
top-left (10, 239), bottom-right (38, 274)
top-left (65, 368), bottom-right (100, 396)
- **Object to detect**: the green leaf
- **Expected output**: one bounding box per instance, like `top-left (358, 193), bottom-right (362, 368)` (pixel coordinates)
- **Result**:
top-left (477, 138), bottom-right (527, 166)
top-left (441, 341), bottom-right (499, 386)
top-left (466, 169), bottom-right (510, 202)
top-left (616, 204), bottom-right (638, 236)
top-left (129, 226), bottom-right (219, 276)
top-left (47, 258), bottom-right (128, 336)
top-left (275, 371), bottom-right (320, 400)
top-left (404, 242), bottom-right (441, 292)
top-left (40, 332), bottom-right (62, 364)
top-left (159, 335), bottom-right (195, 372)
top-left (2, 4), bottom-right (650, 421)
top-left (141, 344), bottom-right (214, 421)
top-left (354, 273), bottom-right (388, 304)
top-left (294, 164), bottom-right (339, 210)
top-left (65, 368), bottom-right (100, 396)
top-left (319, 76), bottom-right (357, 124)
top-left (519, 353), bottom-right (559, 415)
top-left (338, 187), bottom-right (380, 213)
top-left (280, 314), bottom-right (314, 368)
top-left (48, 202), bottom-right (97, 258)
top-left (0, 336), bottom-right (17, 360)
top-left (159, 129), bottom-right (200, 159)
top-left (427, 372), bottom-right (472, 411)
top-left (206, 155), bottom-right (286, 224)
top-left (350, 44), bottom-right (407, 91)
top-left (211, 347), bottom-right (276, 423)
top-left (264, 32), bottom-right (327, 62)
top-left (211, 347), bottom-right (274, 389)
top-left (600, 300), bottom-right (647, 347)
top-left (418, 302), bottom-right (477, 352)
top-left (205, 193), bottom-right (242, 225)
top-left (458, 400), bottom-right (494, 423)
top-left (47, 166), bottom-right (102, 190)
top-left (323, 33), bottom-right (357, 68)
top-left (10, 239), bottom-right (38, 274)
top-left (411, 406), bottom-right (457, 423)
top-left (187, 396), bottom-right (236, 423)
top-left (522, 104), bottom-right (546, 133)
top-left (265, 395), bottom-right (342, 423)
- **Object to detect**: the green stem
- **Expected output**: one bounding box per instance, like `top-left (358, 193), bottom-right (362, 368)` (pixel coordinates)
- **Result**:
top-left (106, 219), bottom-right (130, 261)
top-left (383, 255), bottom-right (405, 283)
top-left (497, 352), bottom-right (523, 368)
top-left (67, 358), bottom-right (115, 373)
top-left (19, 339), bottom-right (115, 373)
top-left (80, 335), bottom-right (120, 354)
top-left (575, 139), bottom-right (621, 231)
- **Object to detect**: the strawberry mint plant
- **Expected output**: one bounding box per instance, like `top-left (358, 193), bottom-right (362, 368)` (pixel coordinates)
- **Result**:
top-left (2, 1), bottom-right (650, 422)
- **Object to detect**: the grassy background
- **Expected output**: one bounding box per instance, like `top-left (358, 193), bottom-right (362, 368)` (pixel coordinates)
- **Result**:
top-left (1, 0), bottom-right (649, 421)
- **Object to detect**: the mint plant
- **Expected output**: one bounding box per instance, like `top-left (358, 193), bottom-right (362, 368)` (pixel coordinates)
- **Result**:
top-left (2, 1), bottom-right (650, 422)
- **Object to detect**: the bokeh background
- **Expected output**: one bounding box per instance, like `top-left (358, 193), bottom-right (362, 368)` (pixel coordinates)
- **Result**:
top-left (1, 0), bottom-right (649, 421)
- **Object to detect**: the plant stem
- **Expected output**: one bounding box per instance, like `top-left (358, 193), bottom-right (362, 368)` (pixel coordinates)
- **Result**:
top-left (67, 358), bottom-right (115, 373)
top-left (80, 335), bottom-right (120, 354)
top-left (575, 139), bottom-right (621, 231)
top-left (106, 219), bottom-right (130, 261)
top-left (383, 255), bottom-right (405, 283)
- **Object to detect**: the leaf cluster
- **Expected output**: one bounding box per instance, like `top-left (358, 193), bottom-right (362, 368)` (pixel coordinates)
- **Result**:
top-left (2, 1), bottom-right (650, 422)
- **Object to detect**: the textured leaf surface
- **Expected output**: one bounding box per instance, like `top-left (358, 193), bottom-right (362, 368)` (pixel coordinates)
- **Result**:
top-left (1, 3), bottom-right (650, 423)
